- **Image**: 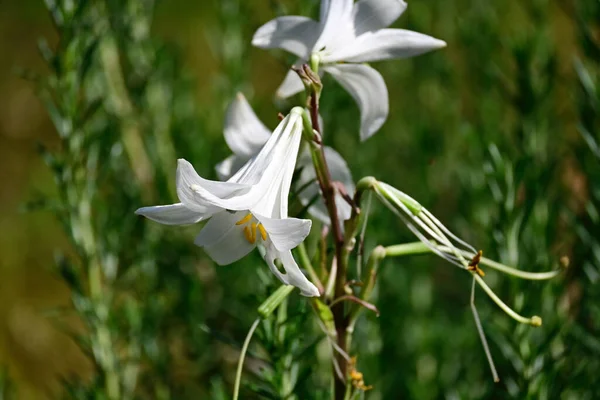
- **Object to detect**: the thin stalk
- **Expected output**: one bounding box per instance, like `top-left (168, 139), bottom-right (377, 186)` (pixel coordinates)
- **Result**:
top-left (233, 318), bottom-right (261, 400)
top-left (384, 242), bottom-right (431, 257)
top-left (470, 278), bottom-right (500, 382)
top-left (473, 274), bottom-right (542, 326)
top-left (386, 243), bottom-right (562, 280)
top-left (471, 252), bottom-right (562, 280)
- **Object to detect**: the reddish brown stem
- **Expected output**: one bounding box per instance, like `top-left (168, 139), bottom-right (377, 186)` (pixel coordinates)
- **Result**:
top-left (307, 93), bottom-right (349, 400)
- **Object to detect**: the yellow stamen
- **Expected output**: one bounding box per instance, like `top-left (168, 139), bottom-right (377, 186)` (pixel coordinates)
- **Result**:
top-left (236, 213), bottom-right (253, 225)
top-left (251, 222), bottom-right (258, 243)
top-left (243, 225), bottom-right (255, 244)
top-left (258, 224), bottom-right (267, 241)
top-left (350, 370), bottom-right (363, 381)
top-left (348, 356), bottom-right (373, 392)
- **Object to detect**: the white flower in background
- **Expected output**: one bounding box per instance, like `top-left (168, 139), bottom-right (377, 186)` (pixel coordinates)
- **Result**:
top-left (252, 0), bottom-right (446, 141)
top-left (216, 93), bottom-right (354, 225)
top-left (136, 108), bottom-right (320, 297)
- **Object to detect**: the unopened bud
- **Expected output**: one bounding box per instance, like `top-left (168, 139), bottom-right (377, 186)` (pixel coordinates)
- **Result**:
top-left (530, 316), bottom-right (542, 327)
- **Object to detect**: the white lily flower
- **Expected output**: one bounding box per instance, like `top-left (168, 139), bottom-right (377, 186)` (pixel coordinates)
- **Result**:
top-left (136, 108), bottom-right (320, 297)
top-left (252, 0), bottom-right (446, 141)
top-left (216, 93), bottom-right (354, 225)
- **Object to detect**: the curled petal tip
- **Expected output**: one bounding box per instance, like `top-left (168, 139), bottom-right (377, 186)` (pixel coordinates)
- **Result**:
top-left (361, 116), bottom-right (387, 141)
top-left (302, 284), bottom-right (321, 297)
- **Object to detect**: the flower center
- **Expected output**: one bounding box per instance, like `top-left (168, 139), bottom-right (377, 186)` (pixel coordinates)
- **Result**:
top-left (235, 213), bottom-right (268, 244)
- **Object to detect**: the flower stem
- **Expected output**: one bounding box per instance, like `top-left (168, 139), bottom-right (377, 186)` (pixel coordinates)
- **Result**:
top-left (303, 64), bottom-right (348, 399)
top-left (233, 318), bottom-right (260, 400)
top-left (258, 285), bottom-right (295, 319)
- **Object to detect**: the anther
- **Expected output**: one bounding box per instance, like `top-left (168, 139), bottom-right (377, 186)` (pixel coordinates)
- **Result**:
top-left (236, 213), bottom-right (253, 226)
top-left (251, 222), bottom-right (257, 243)
top-left (258, 224), bottom-right (267, 241)
top-left (243, 225), bottom-right (255, 244)
top-left (467, 250), bottom-right (485, 277)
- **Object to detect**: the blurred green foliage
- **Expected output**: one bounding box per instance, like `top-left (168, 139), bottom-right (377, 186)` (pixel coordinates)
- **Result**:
top-left (0, 0), bottom-right (598, 398)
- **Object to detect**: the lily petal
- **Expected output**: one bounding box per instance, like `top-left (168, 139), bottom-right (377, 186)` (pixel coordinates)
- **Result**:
top-left (135, 203), bottom-right (205, 225)
top-left (264, 246), bottom-right (320, 297)
top-left (176, 159), bottom-right (250, 211)
top-left (256, 214), bottom-right (312, 251)
top-left (224, 93), bottom-right (271, 158)
top-left (215, 154), bottom-right (248, 181)
top-left (324, 64), bottom-right (388, 141)
top-left (326, 29), bottom-right (446, 63)
top-left (191, 113), bottom-right (304, 211)
top-left (276, 68), bottom-right (306, 99)
top-left (252, 16), bottom-right (320, 59)
top-left (314, 0), bottom-right (355, 54)
top-left (352, 0), bottom-right (407, 36)
top-left (194, 210), bottom-right (255, 265)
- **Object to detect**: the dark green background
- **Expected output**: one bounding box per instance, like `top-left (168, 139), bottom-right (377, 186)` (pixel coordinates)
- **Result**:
top-left (0, 0), bottom-right (598, 398)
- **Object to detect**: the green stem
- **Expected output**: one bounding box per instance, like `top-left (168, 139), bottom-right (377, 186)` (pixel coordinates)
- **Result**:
top-left (258, 285), bottom-right (295, 319)
top-left (233, 319), bottom-right (260, 400)
top-left (384, 242), bottom-right (431, 257)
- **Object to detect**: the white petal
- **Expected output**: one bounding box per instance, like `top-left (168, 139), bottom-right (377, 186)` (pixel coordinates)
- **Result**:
top-left (325, 146), bottom-right (355, 193)
top-left (314, 0), bottom-right (355, 53)
top-left (256, 214), bottom-right (311, 251)
top-left (324, 64), bottom-right (388, 141)
top-left (195, 210), bottom-right (245, 247)
top-left (224, 93), bottom-right (271, 158)
top-left (319, 0), bottom-right (331, 22)
top-left (297, 147), bottom-right (354, 224)
top-left (194, 211), bottom-right (255, 265)
top-left (135, 203), bottom-right (205, 225)
top-left (325, 29), bottom-right (446, 63)
top-left (191, 112), bottom-right (304, 212)
top-left (264, 246), bottom-right (320, 297)
top-left (176, 159), bottom-right (250, 211)
top-left (352, 0), bottom-right (407, 35)
top-left (252, 16), bottom-right (320, 59)
top-left (215, 154), bottom-right (248, 181)
top-left (276, 68), bottom-right (306, 99)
